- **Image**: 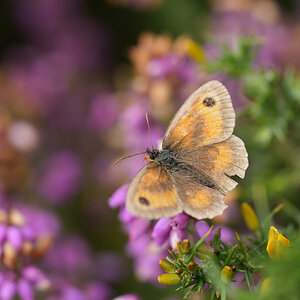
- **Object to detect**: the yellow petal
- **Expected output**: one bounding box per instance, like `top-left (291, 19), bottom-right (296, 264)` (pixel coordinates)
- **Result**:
top-left (241, 203), bottom-right (260, 232)
top-left (266, 226), bottom-right (290, 259)
top-left (186, 40), bottom-right (206, 63)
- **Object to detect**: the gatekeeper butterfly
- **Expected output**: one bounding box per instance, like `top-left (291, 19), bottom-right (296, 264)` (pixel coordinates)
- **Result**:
top-left (126, 80), bottom-right (248, 220)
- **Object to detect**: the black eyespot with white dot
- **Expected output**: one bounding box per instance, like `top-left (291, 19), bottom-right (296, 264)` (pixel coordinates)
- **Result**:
top-left (139, 197), bottom-right (150, 206)
top-left (203, 97), bottom-right (216, 107)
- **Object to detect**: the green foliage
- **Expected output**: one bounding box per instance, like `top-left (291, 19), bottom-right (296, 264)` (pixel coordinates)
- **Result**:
top-left (204, 36), bottom-right (259, 78)
top-left (159, 226), bottom-right (268, 299)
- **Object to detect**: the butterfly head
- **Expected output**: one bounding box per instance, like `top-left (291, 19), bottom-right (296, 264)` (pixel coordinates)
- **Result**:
top-left (146, 147), bottom-right (160, 161)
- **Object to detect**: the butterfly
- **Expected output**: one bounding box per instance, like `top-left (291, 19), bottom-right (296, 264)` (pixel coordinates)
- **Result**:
top-left (126, 80), bottom-right (248, 220)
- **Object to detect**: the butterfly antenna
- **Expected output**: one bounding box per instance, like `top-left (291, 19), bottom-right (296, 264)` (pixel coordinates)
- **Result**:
top-left (145, 113), bottom-right (154, 150)
top-left (114, 151), bottom-right (147, 165)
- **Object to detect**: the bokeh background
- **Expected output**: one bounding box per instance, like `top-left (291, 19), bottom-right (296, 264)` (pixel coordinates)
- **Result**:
top-left (1, 0), bottom-right (300, 299)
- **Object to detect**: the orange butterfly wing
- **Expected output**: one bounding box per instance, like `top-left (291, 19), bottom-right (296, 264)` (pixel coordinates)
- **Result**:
top-left (126, 162), bottom-right (182, 219)
top-left (163, 80), bottom-right (235, 152)
top-left (179, 135), bottom-right (248, 195)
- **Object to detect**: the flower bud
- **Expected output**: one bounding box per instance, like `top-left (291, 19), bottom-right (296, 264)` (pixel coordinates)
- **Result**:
top-left (32, 236), bottom-right (52, 259)
top-left (159, 259), bottom-right (176, 273)
top-left (3, 242), bottom-right (17, 268)
top-left (266, 226), bottom-right (290, 259)
top-left (221, 266), bottom-right (234, 283)
top-left (9, 209), bottom-right (25, 227)
top-left (21, 241), bottom-right (34, 256)
top-left (181, 239), bottom-right (190, 253)
top-left (170, 213), bottom-right (189, 230)
top-left (187, 261), bottom-right (197, 273)
top-left (158, 274), bottom-right (181, 286)
top-left (0, 209), bottom-right (8, 223)
top-left (241, 203), bottom-right (259, 232)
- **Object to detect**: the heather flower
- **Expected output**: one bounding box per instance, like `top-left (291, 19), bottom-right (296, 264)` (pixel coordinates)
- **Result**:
top-left (207, 11), bottom-right (290, 70)
top-left (37, 151), bottom-right (82, 205)
top-left (195, 221), bottom-right (235, 244)
top-left (88, 93), bottom-right (120, 132)
top-left (44, 236), bottom-right (92, 277)
top-left (97, 252), bottom-right (127, 283)
top-left (47, 282), bottom-right (113, 300)
top-left (108, 184), bottom-right (128, 208)
top-left (0, 207), bottom-right (52, 300)
top-left (120, 102), bottom-right (164, 151)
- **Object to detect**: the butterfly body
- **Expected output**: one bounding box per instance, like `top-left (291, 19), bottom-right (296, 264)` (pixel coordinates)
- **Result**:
top-left (126, 81), bottom-right (249, 220)
top-left (146, 147), bottom-right (215, 188)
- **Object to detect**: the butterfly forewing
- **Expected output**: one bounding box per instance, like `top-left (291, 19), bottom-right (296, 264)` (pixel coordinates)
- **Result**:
top-left (162, 80), bottom-right (235, 152)
top-left (126, 162), bottom-right (182, 219)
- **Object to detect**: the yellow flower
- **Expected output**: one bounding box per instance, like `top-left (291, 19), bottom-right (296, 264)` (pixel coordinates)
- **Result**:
top-left (158, 273), bottom-right (181, 285)
top-left (221, 266), bottom-right (234, 283)
top-left (266, 226), bottom-right (290, 259)
top-left (241, 203), bottom-right (260, 232)
top-left (185, 39), bottom-right (206, 63)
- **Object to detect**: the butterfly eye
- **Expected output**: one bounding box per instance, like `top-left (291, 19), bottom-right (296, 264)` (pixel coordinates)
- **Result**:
top-left (203, 97), bottom-right (216, 107)
top-left (139, 197), bottom-right (150, 206)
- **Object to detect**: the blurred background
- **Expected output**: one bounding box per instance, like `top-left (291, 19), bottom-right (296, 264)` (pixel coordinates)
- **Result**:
top-left (1, 0), bottom-right (300, 299)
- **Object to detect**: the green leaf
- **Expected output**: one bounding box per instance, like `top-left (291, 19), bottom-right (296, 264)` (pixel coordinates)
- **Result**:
top-left (186, 226), bottom-right (214, 263)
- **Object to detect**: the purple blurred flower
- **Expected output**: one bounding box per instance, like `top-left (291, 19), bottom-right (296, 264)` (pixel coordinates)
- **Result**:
top-left (38, 151), bottom-right (82, 205)
top-left (207, 11), bottom-right (290, 69)
top-left (88, 93), bottom-right (120, 132)
top-left (148, 54), bottom-right (198, 84)
top-left (18, 279), bottom-right (34, 300)
top-left (85, 283), bottom-right (113, 300)
top-left (120, 102), bottom-right (163, 151)
top-left (17, 204), bottom-right (61, 237)
top-left (152, 218), bottom-right (171, 246)
top-left (44, 236), bottom-right (91, 277)
top-left (135, 252), bottom-right (165, 282)
top-left (127, 218), bottom-right (151, 241)
top-left (108, 184), bottom-right (128, 208)
top-left (47, 282), bottom-right (113, 300)
top-left (97, 252), bottom-right (127, 283)
top-left (195, 221), bottom-right (235, 244)
top-left (0, 278), bottom-right (17, 300)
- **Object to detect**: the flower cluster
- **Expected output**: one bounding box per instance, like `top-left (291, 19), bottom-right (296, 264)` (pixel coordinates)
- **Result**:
top-left (0, 205), bottom-right (53, 300)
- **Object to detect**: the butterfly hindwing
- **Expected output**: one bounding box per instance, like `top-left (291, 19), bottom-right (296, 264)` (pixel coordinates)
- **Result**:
top-left (126, 162), bottom-right (182, 219)
top-left (162, 80), bottom-right (235, 152)
top-left (171, 173), bottom-right (227, 219)
top-left (178, 135), bottom-right (248, 195)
